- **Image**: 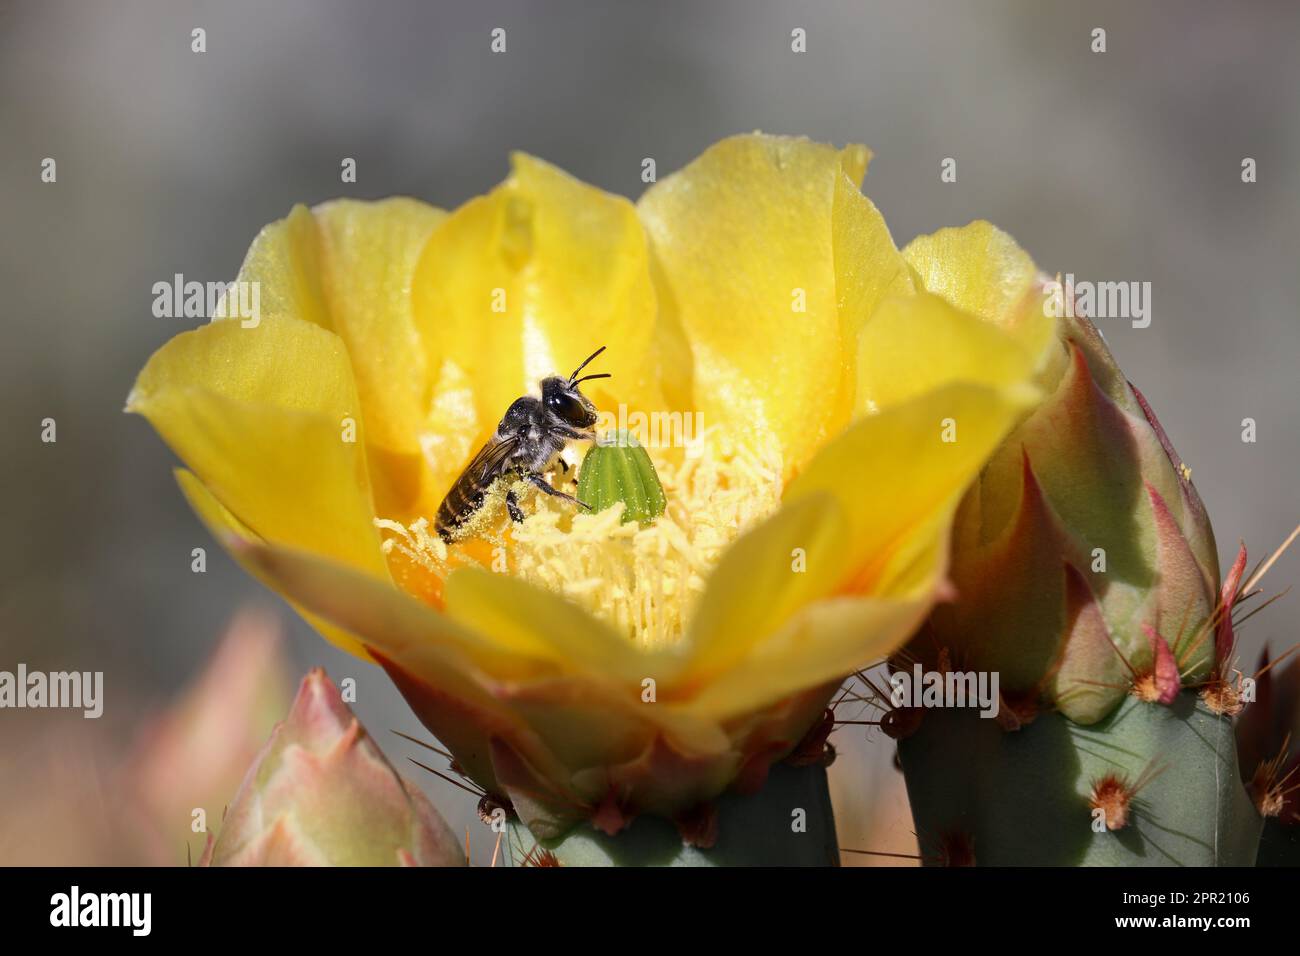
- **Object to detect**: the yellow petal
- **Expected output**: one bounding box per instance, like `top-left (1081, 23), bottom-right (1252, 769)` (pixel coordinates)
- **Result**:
top-left (902, 220), bottom-right (1055, 360)
top-left (175, 468), bottom-right (371, 660)
top-left (833, 169), bottom-right (916, 413)
top-left (127, 315), bottom-right (385, 580)
top-left (786, 381), bottom-right (1038, 593)
top-left (683, 381), bottom-right (1037, 686)
top-left (638, 133), bottom-right (909, 477)
top-left (312, 198), bottom-right (446, 458)
top-left (855, 291), bottom-right (1045, 413)
top-left (220, 534), bottom-right (726, 797)
top-left (222, 532), bottom-right (566, 791)
top-left (228, 533), bottom-right (561, 679)
top-left (692, 596), bottom-right (932, 719)
top-left (680, 492), bottom-right (848, 687)
top-left (411, 153), bottom-right (671, 488)
top-left (441, 566), bottom-right (659, 683)
top-left (231, 204), bottom-right (331, 331)
top-left (229, 199), bottom-right (447, 519)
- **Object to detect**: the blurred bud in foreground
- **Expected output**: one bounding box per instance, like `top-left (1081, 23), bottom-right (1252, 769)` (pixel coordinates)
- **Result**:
top-left (201, 668), bottom-right (464, 866)
top-left (121, 606), bottom-right (292, 864)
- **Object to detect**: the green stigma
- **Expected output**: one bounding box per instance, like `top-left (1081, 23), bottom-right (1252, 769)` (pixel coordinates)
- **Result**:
top-left (576, 430), bottom-right (667, 526)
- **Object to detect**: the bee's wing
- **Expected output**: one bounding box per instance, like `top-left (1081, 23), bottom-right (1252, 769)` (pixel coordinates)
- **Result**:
top-left (459, 433), bottom-right (523, 486)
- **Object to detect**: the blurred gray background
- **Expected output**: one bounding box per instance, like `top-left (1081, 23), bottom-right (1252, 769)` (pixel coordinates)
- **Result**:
top-left (1, 0), bottom-right (1297, 864)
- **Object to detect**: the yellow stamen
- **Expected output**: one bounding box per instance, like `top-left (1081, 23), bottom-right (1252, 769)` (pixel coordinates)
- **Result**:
top-left (375, 516), bottom-right (446, 572)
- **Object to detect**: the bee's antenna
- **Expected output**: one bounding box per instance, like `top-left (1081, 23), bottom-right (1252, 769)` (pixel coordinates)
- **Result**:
top-left (568, 346), bottom-right (607, 384)
top-left (573, 373), bottom-right (611, 386)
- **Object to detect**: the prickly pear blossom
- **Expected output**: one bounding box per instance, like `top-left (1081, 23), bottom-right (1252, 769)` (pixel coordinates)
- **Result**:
top-left (129, 134), bottom-right (1054, 842)
top-left (201, 669), bottom-right (463, 866)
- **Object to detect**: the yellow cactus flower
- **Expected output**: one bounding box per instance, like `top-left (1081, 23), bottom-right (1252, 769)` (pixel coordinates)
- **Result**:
top-left (128, 134), bottom-right (1053, 844)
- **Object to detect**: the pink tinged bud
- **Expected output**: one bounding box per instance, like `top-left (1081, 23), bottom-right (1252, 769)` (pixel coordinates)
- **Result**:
top-left (1144, 481), bottom-right (1215, 672)
top-left (1139, 625), bottom-right (1182, 706)
top-left (1130, 381), bottom-right (1219, 584)
top-left (1048, 563), bottom-right (1128, 714)
top-left (923, 314), bottom-right (1222, 725)
top-left (122, 607), bottom-right (291, 866)
top-left (202, 669), bottom-right (464, 867)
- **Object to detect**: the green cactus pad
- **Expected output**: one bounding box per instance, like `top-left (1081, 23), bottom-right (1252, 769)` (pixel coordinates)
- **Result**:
top-left (898, 692), bottom-right (1262, 866)
top-left (505, 763), bottom-right (838, 866)
top-left (576, 430), bottom-right (667, 526)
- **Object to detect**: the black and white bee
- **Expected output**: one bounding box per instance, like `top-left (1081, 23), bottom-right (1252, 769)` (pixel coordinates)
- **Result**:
top-left (434, 346), bottom-right (609, 542)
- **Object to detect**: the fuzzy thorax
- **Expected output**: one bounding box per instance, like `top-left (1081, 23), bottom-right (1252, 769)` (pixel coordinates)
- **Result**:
top-left (376, 433), bottom-right (784, 651)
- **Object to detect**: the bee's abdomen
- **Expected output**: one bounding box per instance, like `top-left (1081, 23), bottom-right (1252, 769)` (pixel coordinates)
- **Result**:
top-left (435, 478), bottom-right (487, 541)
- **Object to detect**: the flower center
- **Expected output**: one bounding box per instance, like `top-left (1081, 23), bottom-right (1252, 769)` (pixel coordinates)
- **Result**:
top-left (375, 431), bottom-right (783, 651)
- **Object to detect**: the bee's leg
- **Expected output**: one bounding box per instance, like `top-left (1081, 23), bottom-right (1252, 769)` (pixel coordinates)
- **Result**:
top-left (505, 489), bottom-right (526, 523)
top-left (524, 472), bottom-right (590, 511)
top-left (554, 457), bottom-right (579, 487)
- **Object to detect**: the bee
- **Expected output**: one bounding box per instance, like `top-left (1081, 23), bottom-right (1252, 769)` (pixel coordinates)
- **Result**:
top-left (435, 346), bottom-right (611, 542)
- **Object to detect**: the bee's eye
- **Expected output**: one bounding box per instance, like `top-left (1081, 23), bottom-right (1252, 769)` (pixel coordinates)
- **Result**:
top-left (547, 390), bottom-right (591, 425)
top-left (548, 392), bottom-right (576, 415)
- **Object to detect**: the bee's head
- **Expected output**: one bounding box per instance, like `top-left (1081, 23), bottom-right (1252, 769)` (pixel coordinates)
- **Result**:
top-left (541, 376), bottom-right (599, 428)
top-left (541, 346), bottom-right (609, 429)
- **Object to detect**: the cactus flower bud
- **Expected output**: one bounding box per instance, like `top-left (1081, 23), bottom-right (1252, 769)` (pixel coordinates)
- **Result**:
top-left (907, 224), bottom-right (1220, 725)
top-left (122, 608), bottom-right (292, 865)
top-left (201, 669), bottom-right (463, 867)
top-left (894, 223), bottom-right (1264, 867)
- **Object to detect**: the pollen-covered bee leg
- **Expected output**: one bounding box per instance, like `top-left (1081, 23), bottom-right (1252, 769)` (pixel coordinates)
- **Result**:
top-left (505, 489), bottom-right (526, 523)
top-left (525, 472), bottom-right (591, 511)
top-left (555, 457), bottom-right (579, 487)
